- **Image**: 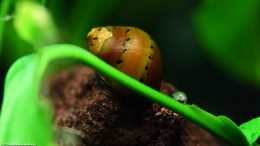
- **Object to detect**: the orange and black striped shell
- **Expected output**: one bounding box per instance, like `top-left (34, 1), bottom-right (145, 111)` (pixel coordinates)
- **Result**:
top-left (87, 26), bottom-right (162, 95)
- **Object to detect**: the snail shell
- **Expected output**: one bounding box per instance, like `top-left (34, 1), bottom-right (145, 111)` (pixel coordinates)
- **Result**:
top-left (87, 26), bottom-right (162, 96)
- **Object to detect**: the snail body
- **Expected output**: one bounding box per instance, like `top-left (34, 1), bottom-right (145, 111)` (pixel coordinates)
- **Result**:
top-left (87, 26), bottom-right (162, 96)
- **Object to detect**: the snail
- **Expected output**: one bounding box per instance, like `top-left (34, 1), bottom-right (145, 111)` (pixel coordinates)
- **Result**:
top-left (86, 26), bottom-right (162, 98)
top-left (172, 91), bottom-right (188, 103)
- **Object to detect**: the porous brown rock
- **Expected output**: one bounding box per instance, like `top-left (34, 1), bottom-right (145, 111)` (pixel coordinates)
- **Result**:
top-left (48, 65), bottom-right (222, 146)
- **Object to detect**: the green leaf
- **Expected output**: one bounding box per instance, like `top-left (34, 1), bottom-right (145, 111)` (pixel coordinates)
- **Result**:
top-left (187, 105), bottom-right (249, 146)
top-left (240, 117), bottom-right (260, 146)
top-left (193, 0), bottom-right (260, 85)
top-left (14, 1), bottom-right (59, 48)
top-left (0, 54), bottom-right (54, 145)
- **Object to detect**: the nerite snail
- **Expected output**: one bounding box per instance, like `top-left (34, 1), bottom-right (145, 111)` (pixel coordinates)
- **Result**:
top-left (87, 26), bottom-right (162, 98)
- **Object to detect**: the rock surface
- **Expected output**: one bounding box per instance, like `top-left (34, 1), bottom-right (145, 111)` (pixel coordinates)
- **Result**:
top-left (48, 65), bottom-right (221, 146)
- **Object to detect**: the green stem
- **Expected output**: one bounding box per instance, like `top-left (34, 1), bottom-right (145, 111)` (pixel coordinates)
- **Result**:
top-left (38, 44), bottom-right (249, 146)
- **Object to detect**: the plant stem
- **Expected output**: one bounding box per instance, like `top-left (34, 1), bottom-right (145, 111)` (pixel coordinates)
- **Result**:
top-left (37, 44), bottom-right (249, 146)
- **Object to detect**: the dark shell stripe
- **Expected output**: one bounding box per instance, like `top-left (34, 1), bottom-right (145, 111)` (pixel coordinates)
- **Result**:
top-left (87, 26), bottom-right (162, 91)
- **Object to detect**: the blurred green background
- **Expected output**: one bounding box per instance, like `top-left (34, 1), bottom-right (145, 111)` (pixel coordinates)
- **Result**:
top-left (0, 0), bottom-right (259, 124)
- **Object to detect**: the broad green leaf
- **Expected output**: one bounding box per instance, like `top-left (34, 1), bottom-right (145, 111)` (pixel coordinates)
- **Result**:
top-left (188, 105), bottom-right (249, 146)
top-left (240, 117), bottom-right (260, 146)
top-left (193, 0), bottom-right (260, 85)
top-left (0, 54), bottom-right (54, 145)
